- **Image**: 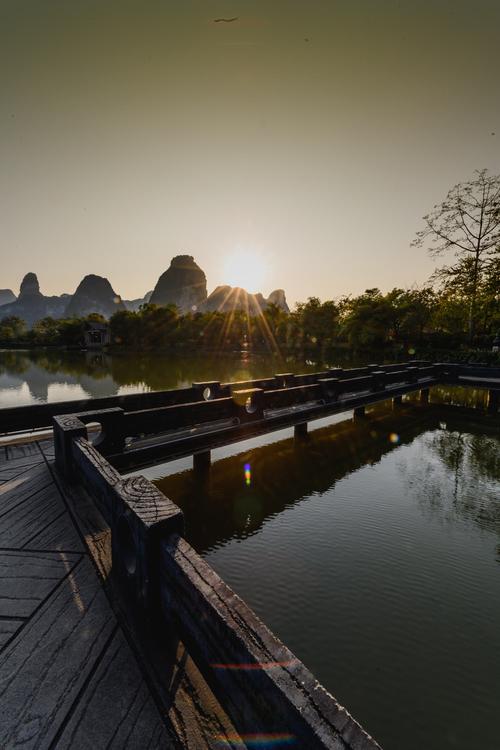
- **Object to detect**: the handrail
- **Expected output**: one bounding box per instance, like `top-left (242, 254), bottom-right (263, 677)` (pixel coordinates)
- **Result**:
top-left (45, 362), bottom-right (500, 470)
top-left (53, 426), bottom-right (382, 749)
top-left (2, 361), bottom-right (499, 437)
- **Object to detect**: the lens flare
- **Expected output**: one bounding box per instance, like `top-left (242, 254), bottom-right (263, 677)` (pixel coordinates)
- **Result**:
top-left (210, 659), bottom-right (297, 671)
top-left (244, 462), bottom-right (251, 485)
top-left (389, 432), bottom-right (400, 444)
top-left (214, 734), bottom-right (296, 747)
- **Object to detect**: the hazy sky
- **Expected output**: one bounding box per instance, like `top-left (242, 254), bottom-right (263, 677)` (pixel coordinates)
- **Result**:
top-left (1, 0), bottom-right (499, 306)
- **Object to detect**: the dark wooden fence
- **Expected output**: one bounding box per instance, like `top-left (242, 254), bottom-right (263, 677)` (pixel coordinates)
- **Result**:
top-left (46, 360), bottom-right (500, 749)
top-left (0, 360), bottom-right (430, 434)
top-left (53, 428), bottom-right (382, 749)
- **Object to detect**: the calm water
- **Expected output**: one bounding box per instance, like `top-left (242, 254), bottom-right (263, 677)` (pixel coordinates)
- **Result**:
top-left (2, 349), bottom-right (499, 749)
top-left (0, 348), bottom-right (353, 408)
top-left (150, 404), bottom-right (500, 750)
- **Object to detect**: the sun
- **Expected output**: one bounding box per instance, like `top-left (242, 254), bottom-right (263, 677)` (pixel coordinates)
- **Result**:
top-left (223, 249), bottom-right (269, 293)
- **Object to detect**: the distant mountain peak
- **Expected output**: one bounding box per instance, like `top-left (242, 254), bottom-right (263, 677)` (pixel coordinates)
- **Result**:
top-left (202, 285), bottom-right (289, 314)
top-left (0, 289), bottom-right (16, 307)
top-left (267, 289), bottom-right (289, 313)
top-left (19, 272), bottom-right (41, 297)
top-left (0, 273), bottom-right (66, 326)
top-left (2, 257), bottom-right (289, 326)
top-left (65, 274), bottom-right (124, 318)
top-left (171, 254), bottom-right (197, 267)
top-left (149, 255), bottom-right (207, 312)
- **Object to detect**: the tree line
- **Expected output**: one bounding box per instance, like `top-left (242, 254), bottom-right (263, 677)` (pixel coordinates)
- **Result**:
top-left (1, 284), bottom-right (497, 355)
top-left (1, 169), bottom-right (499, 357)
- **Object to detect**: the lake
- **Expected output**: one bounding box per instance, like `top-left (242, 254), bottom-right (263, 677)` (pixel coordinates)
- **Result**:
top-left (1, 348), bottom-right (499, 749)
top-left (0, 348), bottom-right (352, 408)
top-left (147, 403), bottom-right (500, 750)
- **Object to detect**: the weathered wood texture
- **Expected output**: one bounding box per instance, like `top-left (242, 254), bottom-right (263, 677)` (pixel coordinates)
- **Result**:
top-left (3, 366), bottom-right (498, 749)
top-left (161, 534), bottom-right (381, 750)
top-left (53, 454), bottom-right (248, 750)
top-left (0, 549), bottom-right (81, 617)
top-left (0, 440), bottom-right (177, 749)
top-left (54, 629), bottom-right (172, 750)
top-left (10, 360), bottom-right (499, 439)
top-left (54, 433), bottom-right (185, 611)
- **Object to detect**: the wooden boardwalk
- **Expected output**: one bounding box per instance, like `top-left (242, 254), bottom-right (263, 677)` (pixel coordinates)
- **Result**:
top-left (0, 439), bottom-right (176, 749)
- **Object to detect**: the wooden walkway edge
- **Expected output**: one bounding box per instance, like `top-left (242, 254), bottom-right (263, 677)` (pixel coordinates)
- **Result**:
top-left (0, 440), bottom-right (177, 750)
top-left (0, 438), bottom-right (245, 750)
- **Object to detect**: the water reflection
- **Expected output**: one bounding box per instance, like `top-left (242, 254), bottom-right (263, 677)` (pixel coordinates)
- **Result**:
top-left (427, 384), bottom-right (489, 410)
top-left (153, 403), bottom-right (500, 750)
top-left (405, 427), bottom-right (500, 541)
top-left (155, 404), bottom-right (500, 556)
top-left (0, 348), bottom-right (346, 406)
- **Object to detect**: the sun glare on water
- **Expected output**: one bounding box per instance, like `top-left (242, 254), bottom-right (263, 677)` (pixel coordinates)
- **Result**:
top-left (223, 249), bottom-right (269, 293)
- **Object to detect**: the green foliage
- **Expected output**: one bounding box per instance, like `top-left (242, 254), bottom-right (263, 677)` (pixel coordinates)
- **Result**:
top-left (292, 297), bottom-right (339, 351)
top-left (413, 169), bottom-right (500, 340)
top-left (339, 289), bottom-right (394, 348)
top-left (1, 286), bottom-right (498, 355)
top-left (0, 316), bottom-right (27, 342)
top-left (0, 314), bottom-right (103, 347)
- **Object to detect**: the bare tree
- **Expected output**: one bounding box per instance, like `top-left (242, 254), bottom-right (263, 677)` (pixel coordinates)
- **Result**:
top-left (412, 169), bottom-right (500, 341)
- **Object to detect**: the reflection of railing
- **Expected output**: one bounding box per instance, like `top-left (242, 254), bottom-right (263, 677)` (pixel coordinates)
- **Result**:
top-left (50, 361), bottom-right (500, 749)
top-left (55, 430), bottom-right (382, 749)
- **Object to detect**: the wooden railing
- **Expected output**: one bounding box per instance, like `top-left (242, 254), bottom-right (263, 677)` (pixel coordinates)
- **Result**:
top-left (9, 360), bottom-right (495, 469)
top-left (0, 360), bottom-right (431, 434)
top-left (47, 362), bottom-right (447, 466)
top-left (48, 361), bottom-right (500, 749)
top-left (53, 429), bottom-right (382, 749)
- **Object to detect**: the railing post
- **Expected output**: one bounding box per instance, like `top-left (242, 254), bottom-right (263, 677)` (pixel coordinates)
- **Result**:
top-left (91, 408), bottom-right (126, 454)
top-left (232, 387), bottom-right (265, 422)
top-left (53, 414), bottom-right (88, 479)
top-left (318, 377), bottom-right (339, 403)
top-left (294, 422), bottom-right (308, 439)
top-left (70, 438), bottom-right (184, 613)
top-left (420, 388), bottom-right (430, 404)
top-left (274, 373), bottom-right (295, 389)
top-left (328, 367), bottom-right (344, 379)
top-left (406, 366), bottom-right (418, 384)
top-left (111, 474), bottom-right (184, 612)
top-left (372, 370), bottom-right (386, 392)
top-left (193, 450), bottom-right (211, 473)
top-left (192, 381), bottom-right (221, 401)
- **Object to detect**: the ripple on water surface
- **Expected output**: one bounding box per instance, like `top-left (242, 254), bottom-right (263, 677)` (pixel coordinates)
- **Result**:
top-left (155, 408), bottom-right (500, 750)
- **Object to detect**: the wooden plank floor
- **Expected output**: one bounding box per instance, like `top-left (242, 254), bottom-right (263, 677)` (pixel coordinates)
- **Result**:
top-left (0, 440), bottom-right (176, 749)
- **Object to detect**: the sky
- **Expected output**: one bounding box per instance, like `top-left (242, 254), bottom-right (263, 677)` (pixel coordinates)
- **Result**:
top-left (1, 0), bottom-right (500, 307)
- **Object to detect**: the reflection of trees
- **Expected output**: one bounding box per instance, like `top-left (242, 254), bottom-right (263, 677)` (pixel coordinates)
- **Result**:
top-left (0, 349), bottom-right (119, 402)
top-left (469, 433), bottom-right (500, 482)
top-left (432, 429), bottom-right (500, 485)
top-left (0, 350), bottom-right (31, 376)
top-left (401, 424), bottom-right (500, 544)
top-left (0, 347), bottom-right (385, 401)
top-left (430, 385), bottom-right (488, 410)
top-left (0, 348), bottom-right (343, 403)
top-left (107, 351), bottom-right (293, 390)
